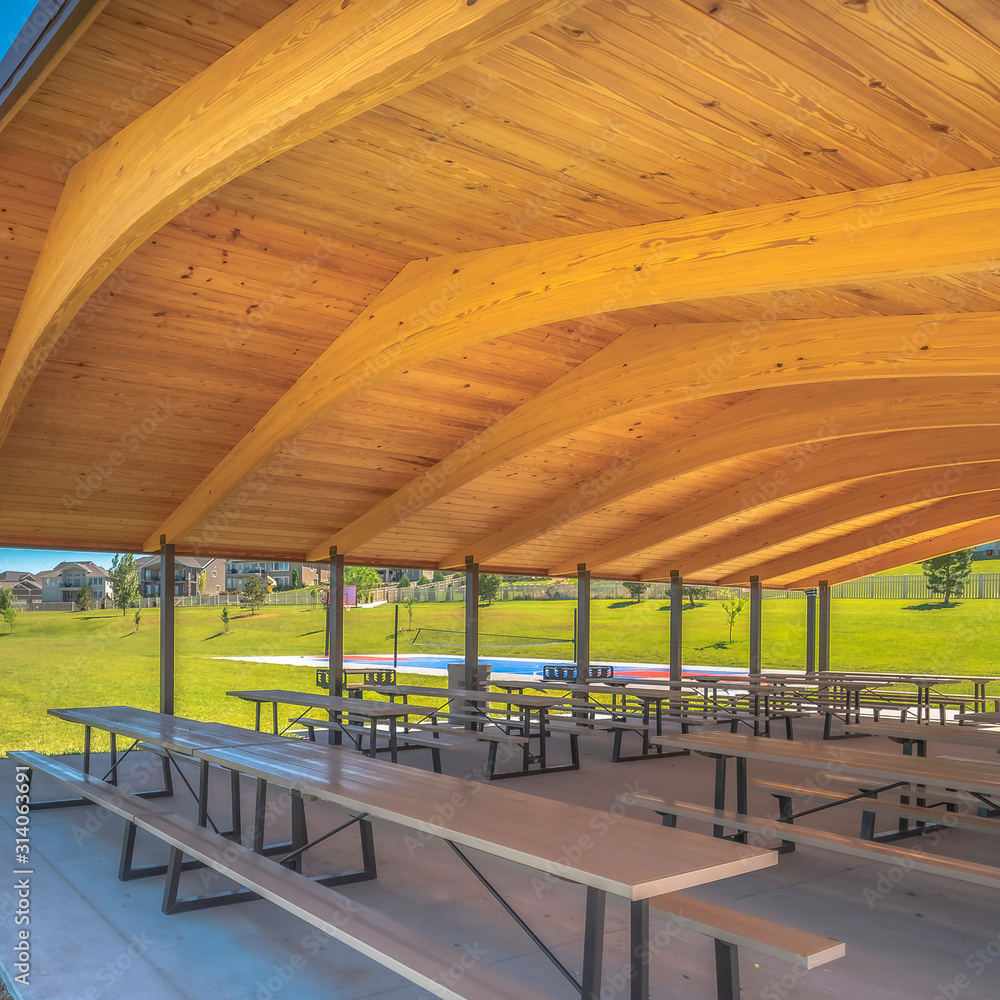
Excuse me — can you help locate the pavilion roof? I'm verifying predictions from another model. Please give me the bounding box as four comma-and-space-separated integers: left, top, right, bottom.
1, 0, 999, 587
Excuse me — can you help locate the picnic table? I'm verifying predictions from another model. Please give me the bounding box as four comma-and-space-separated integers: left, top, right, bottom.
45, 704, 777, 1000
364, 684, 582, 776
652, 730, 1000, 825
227, 688, 413, 760
195, 735, 778, 999
844, 720, 1000, 757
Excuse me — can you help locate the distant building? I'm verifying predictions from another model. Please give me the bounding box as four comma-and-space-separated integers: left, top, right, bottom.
972, 541, 1000, 558
0, 571, 42, 605
135, 555, 226, 598
225, 561, 328, 591
374, 567, 431, 584
40, 561, 113, 604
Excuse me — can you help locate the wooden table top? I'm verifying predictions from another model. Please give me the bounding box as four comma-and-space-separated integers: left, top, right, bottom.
844, 721, 1000, 750
653, 731, 1000, 796
227, 690, 413, 718
196, 738, 776, 900
48, 706, 293, 751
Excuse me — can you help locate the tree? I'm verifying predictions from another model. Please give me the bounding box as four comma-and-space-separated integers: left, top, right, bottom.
405, 595, 415, 631
240, 575, 268, 615
398, 575, 411, 588
133, 609, 142, 632
309, 585, 319, 610
432, 569, 446, 582
0, 587, 13, 615
921, 549, 974, 606
623, 582, 648, 602
76, 583, 94, 612
109, 554, 140, 616
2, 606, 15, 635
480, 573, 502, 606
198, 570, 206, 595
346, 565, 380, 604
684, 585, 710, 608
292, 568, 299, 589
221, 605, 230, 633
721, 595, 747, 643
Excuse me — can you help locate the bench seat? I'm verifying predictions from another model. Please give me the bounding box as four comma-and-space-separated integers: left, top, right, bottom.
748, 778, 1000, 837
619, 793, 1000, 890
146, 811, 560, 1000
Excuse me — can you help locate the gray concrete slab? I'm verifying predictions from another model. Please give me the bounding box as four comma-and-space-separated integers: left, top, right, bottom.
1, 718, 998, 999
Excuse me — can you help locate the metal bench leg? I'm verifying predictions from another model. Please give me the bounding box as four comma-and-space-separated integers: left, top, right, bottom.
290, 791, 308, 873
431, 746, 442, 773
611, 728, 624, 763
359, 819, 378, 880
230, 769, 242, 840
714, 940, 740, 1000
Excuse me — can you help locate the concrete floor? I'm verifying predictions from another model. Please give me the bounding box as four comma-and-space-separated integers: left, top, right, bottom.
1, 718, 999, 1000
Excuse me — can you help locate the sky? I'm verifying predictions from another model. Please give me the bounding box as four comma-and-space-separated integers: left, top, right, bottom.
2, 1, 40, 58
0, 549, 133, 574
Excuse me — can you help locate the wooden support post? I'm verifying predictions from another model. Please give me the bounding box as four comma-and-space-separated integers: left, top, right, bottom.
576, 564, 590, 676
818, 580, 831, 673
670, 571, 683, 684
464, 557, 479, 691
159, 536, 174, 716
805, 588, 817, 677
328, 548, 344, 746
749, 576, 762, 675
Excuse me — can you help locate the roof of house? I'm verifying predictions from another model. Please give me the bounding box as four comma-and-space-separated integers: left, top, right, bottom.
1, 1, 999, 588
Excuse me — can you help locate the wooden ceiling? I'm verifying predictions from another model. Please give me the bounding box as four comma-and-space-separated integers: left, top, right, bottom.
1, 0, 1000, 587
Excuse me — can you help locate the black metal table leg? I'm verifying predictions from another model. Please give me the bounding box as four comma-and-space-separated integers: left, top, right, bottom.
713, 755, 729, 838
83, 726, 91, 774
582, 887, 606, 1000
253, 778, 267, 854
197, 760, 210, 828
629, 899, 649, 1000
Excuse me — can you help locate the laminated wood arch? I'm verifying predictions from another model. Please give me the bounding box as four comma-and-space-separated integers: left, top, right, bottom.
308, 315, 1000, 560
782, 517, 1000, 590
726, 491, 1000, 587
682, 463, 1000, 580
452, 382, 1000, 569
0, 0, 586, 446
561, 427, 1000, 578
147, 168, 1000, 553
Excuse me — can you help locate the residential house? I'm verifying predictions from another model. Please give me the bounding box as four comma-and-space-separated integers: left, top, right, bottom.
135, 555, 226, 598
0, 571, 42, 606
225, 561, 328, 591
40, 562, 113, 605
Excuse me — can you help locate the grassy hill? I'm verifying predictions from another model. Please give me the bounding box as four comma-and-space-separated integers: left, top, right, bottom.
2, 596, 998, 755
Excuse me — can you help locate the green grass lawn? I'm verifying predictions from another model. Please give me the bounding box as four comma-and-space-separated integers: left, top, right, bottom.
2, 596, 998, 756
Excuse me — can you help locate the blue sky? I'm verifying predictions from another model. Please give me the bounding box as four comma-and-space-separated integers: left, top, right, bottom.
0, 549, 135, 574
2, 1, 40, 57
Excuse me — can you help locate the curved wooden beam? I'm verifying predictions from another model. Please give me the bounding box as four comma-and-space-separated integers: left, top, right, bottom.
568, 426, 1000, 579
310, 314, 1000, 561
781, 518, 1000, 589
0, 0, 586, 447
451, 378, 1000, 570
683, 463, 1000, 579
732, 491, 1000, 587
147, 166, 1000, 551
